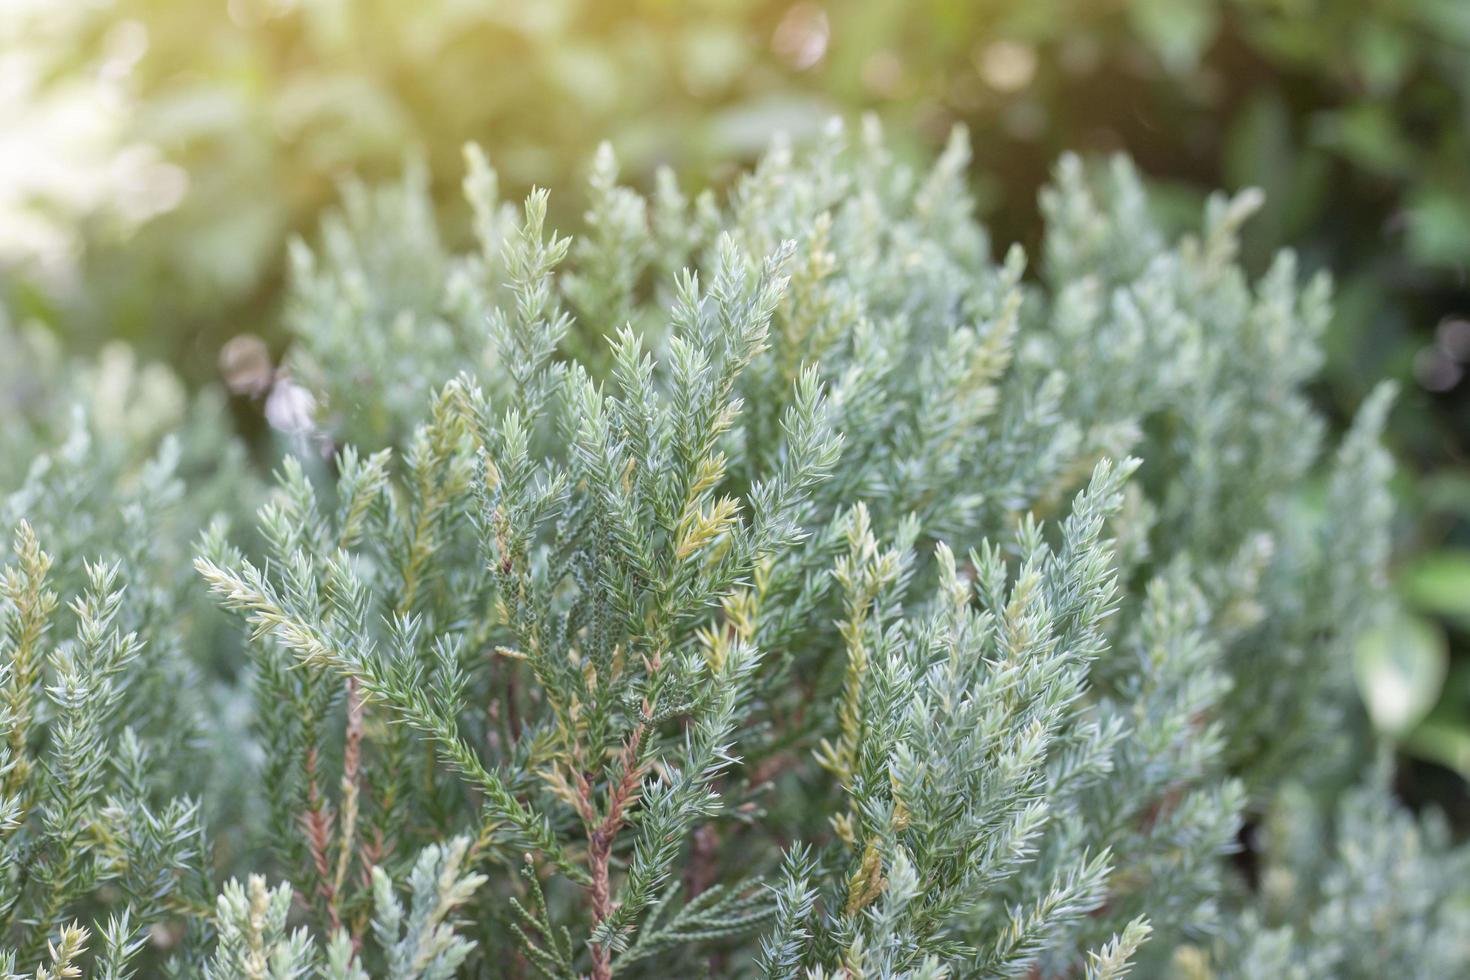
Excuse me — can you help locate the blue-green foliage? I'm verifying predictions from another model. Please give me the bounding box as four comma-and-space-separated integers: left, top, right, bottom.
0, 124, 1455, 977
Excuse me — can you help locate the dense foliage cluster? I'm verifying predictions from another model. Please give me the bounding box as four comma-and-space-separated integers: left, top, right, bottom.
2, 125, 1464, 976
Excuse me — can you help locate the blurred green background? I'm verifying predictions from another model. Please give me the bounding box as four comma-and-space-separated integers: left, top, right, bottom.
2, 0, 1468, 809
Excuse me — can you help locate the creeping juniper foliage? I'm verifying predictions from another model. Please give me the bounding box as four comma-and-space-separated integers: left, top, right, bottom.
2, 121, 1463, 977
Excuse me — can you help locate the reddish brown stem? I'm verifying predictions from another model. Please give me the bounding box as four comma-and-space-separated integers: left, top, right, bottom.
300, 747, 342, 932
585, 721, 647, 980
589, 826, 614, 980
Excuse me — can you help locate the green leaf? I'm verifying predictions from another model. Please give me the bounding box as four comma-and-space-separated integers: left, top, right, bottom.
1404, 184, 1470, 269
1312, 104, 1415, 179
1354, 610, 1449, 736
1401, 550, 1470, 627
1402, 719, 1470, 780
1127, 0, 1220, 73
